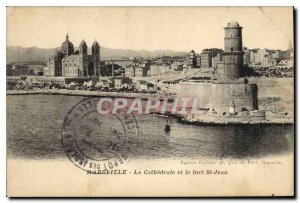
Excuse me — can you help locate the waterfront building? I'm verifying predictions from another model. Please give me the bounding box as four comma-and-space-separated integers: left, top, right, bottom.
125, 65, 136, 77
243, 47, 251, 65
104, 59, 134, 69
243, 46, 294, 69
149, 64, 171, 76
125, 63, 150, 77
113, 77, 133, 89
200, 48, 223, 68
24, 76, 96, 86
97, 79, 113, 89
170, 61, 184, 70
188, 50, 198, 68
212, 53, 223, 68
135, 65, 149, 77
7, 64, 30, 76
135, 80, 149, 91
196, 56, 201, 68
249, 49, 258, 64
200, 50, 212, 68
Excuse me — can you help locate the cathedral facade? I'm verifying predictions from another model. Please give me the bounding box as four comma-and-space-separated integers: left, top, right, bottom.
44, 34, 100, 77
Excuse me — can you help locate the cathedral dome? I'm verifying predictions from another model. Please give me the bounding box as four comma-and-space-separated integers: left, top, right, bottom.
227, 21, 240, 28
60, 34, 74, 56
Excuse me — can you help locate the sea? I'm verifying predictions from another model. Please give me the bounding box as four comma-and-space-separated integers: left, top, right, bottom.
7, 95, 294, 160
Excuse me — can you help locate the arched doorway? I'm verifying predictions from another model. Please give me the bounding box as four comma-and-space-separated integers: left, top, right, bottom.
88, 62, 94, 76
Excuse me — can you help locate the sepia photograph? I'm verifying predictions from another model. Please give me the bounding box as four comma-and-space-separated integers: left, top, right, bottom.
5, 6, 294, 197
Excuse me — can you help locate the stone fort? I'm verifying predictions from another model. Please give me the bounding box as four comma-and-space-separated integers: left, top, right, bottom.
178, 21, 259, 115
44, 34, 101, 77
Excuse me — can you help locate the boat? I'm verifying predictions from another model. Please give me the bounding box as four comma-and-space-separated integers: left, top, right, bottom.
165, 119, 171, 133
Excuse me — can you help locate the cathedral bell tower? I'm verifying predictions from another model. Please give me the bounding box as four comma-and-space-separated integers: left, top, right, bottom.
92, 40, 100, 56
91, 40, 101, 76
79, 39, 87, 55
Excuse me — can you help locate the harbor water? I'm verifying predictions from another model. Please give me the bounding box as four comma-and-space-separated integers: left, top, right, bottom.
7, 95, 294, 160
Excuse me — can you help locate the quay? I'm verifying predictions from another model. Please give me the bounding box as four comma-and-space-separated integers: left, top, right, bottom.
6, 89, 174, 101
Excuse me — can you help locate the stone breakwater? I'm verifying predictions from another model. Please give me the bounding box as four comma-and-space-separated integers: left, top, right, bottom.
152, 111, 294, 125
6, 89, 172, 100
178, 113, 294, 125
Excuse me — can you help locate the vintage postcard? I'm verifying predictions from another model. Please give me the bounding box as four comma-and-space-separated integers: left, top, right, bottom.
6, 7, 294, 197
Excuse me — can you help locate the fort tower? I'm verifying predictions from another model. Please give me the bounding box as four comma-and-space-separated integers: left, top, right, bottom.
210, 21, 258, 113
217, 21, 244, 79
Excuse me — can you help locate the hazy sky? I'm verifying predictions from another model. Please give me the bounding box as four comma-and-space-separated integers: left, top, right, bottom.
7, 7, 293, 52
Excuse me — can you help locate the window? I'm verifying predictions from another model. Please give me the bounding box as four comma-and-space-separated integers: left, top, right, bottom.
231, 47, 233, 52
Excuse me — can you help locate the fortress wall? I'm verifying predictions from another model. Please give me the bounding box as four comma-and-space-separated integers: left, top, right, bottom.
176, 83, 212, 108
209, 83, 258, 113
175, 82, 258, 112
248, 78, 294, 100
173, 78, 293, 113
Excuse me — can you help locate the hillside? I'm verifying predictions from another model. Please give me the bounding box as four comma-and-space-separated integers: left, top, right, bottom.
6, 46, 187, 63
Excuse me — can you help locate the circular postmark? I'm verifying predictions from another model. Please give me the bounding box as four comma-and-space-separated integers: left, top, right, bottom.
62, 97, 139, 172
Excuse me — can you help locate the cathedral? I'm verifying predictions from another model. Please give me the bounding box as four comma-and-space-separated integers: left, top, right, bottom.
44, 34, 101, 77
